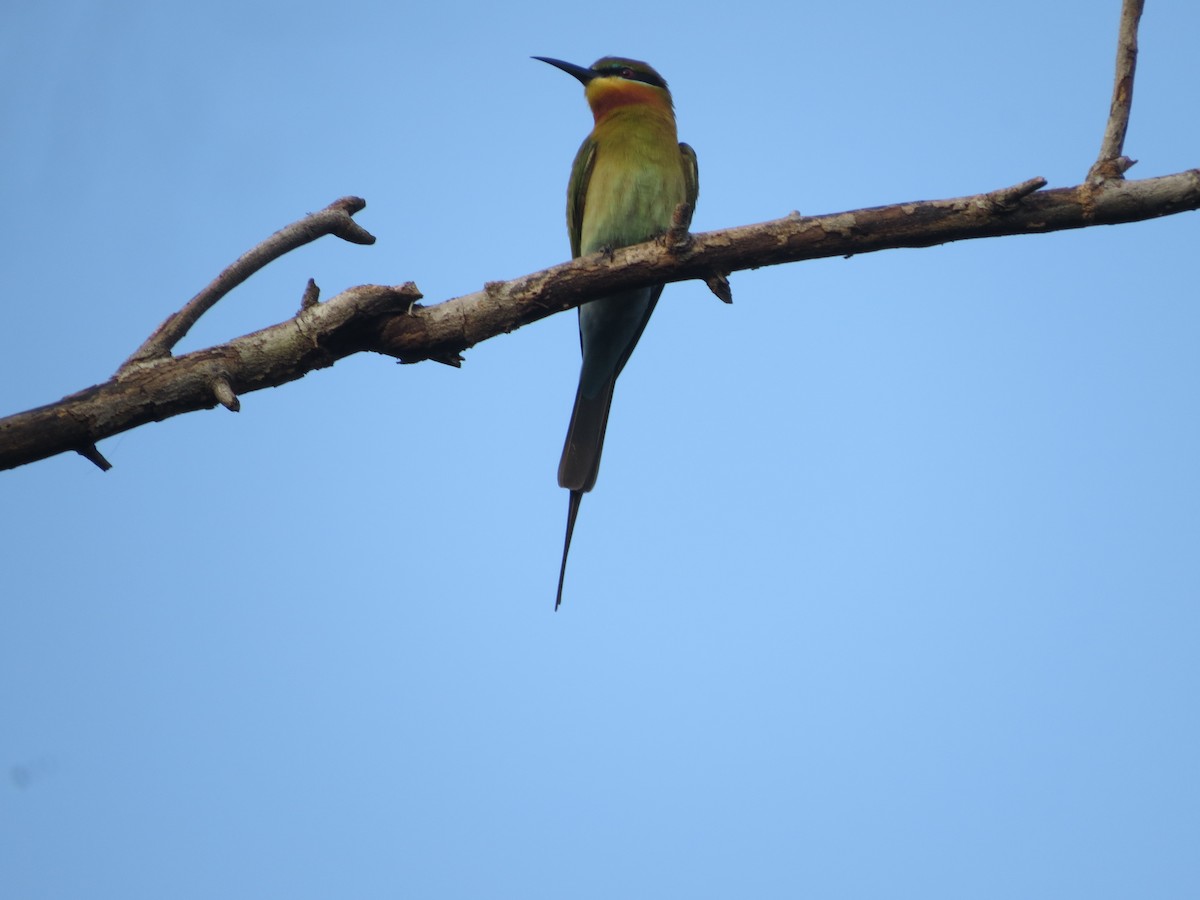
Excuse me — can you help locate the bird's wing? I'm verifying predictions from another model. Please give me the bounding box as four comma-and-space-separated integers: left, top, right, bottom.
567, 136, 598, 260
680, 142, 699, 225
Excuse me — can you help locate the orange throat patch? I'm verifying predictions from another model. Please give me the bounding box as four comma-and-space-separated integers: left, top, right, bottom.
585, 78, 673, 123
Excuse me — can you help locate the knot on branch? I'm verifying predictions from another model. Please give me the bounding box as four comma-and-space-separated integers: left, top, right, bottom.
212, 377, 240, 412
1087, 156, 1137, 185
76, 444, 112, 472
981, 177, 1048, 214
300, 278, 321, 311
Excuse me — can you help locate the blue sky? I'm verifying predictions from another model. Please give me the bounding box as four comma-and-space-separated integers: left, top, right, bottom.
3, 1, 1198, 897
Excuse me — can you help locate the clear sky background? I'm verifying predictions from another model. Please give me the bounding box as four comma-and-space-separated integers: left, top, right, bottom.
3, 1, 1198, 897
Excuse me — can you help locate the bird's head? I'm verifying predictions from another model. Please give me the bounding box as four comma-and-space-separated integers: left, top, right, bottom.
534, 56, 674, 122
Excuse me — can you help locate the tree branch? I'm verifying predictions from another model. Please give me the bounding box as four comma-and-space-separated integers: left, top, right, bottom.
121, 197, 375, 369
367, 170, 1199, 365
1088, 0, 1145, 184
1, 282, 420, 472
2, 170, 1198, 472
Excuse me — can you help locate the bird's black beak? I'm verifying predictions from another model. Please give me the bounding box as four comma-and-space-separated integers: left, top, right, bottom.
532, 56, 596, 85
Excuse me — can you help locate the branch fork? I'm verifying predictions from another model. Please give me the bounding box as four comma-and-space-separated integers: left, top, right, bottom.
120, 197, 376, 370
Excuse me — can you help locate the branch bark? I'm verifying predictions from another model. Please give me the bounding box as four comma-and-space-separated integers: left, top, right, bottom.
0, 282, 421, 472
2, 169, 1198, 472
1088, 0, 1145, 183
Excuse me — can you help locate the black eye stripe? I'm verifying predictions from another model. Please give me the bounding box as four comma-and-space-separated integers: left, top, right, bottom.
596, 65, 666, 89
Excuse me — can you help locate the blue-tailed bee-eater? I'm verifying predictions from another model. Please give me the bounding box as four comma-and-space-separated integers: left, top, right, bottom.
534, 56, 698, 609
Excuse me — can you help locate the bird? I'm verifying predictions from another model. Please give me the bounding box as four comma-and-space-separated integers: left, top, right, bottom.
533, 56, 699, 609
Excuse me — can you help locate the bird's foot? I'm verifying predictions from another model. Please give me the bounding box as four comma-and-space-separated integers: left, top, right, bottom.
664, 203, 694, 252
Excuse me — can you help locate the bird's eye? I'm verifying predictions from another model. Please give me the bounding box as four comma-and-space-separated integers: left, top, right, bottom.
620, 67, 635, 78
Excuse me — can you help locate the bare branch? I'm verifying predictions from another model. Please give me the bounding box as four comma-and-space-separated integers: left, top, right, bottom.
1089, 0, 1145, 184
120, 197, 375, 369
3, 170, 1198, 472
1, 283, 420, 471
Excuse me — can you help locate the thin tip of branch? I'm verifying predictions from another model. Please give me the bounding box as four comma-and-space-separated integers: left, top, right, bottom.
331, 196, 367, 215
326, 197, 376, 245
705, 273, 733, 304
984, 177, 1048, 213
300, 278, 320, 310
212, 377, 241, 412
76, 444, 112, 472
331, 220, 376, 246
